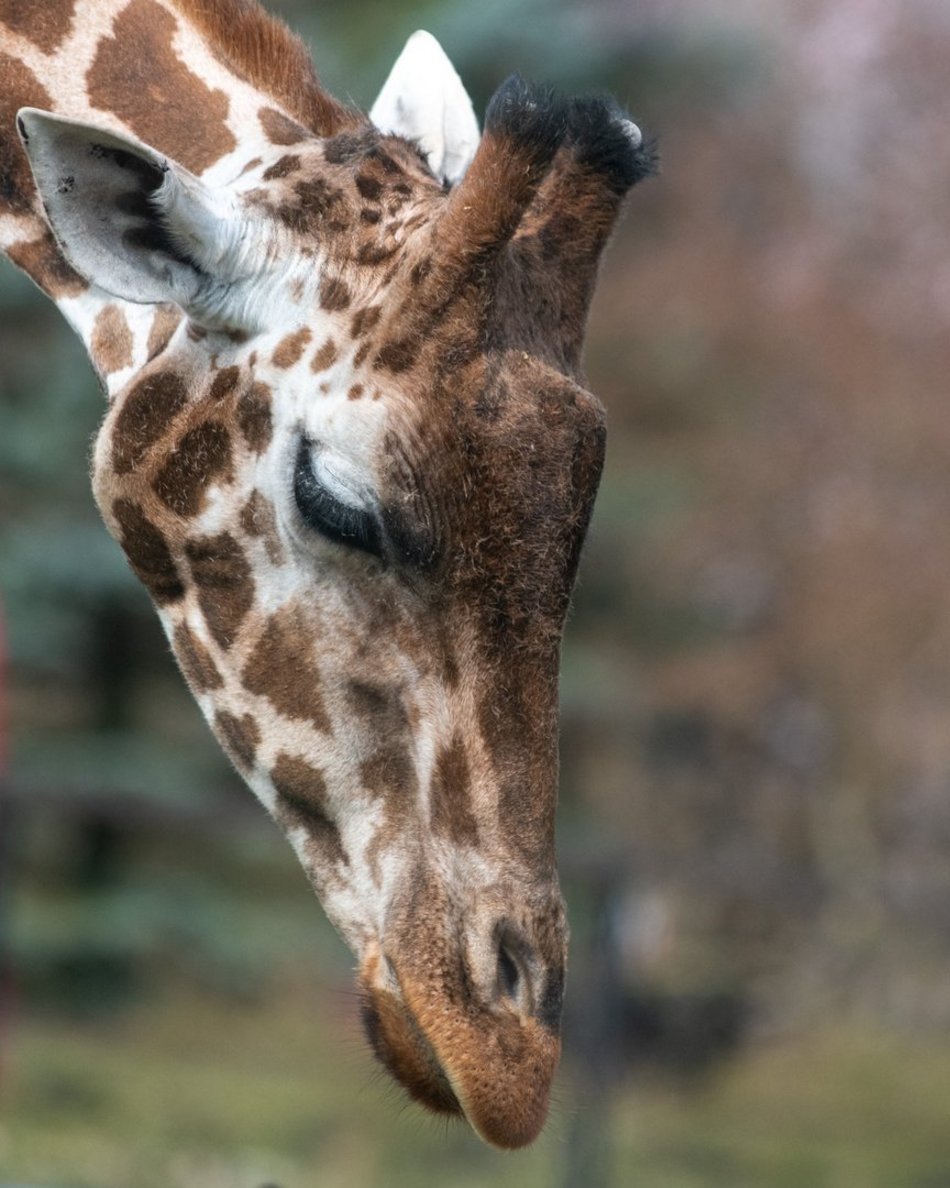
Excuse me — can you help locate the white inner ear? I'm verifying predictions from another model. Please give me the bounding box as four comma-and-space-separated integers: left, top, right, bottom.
18, 108, 255, 327
370, 30, 480, 187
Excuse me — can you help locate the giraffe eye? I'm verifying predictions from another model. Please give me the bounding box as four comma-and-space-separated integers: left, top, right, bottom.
293, 438, 383, 558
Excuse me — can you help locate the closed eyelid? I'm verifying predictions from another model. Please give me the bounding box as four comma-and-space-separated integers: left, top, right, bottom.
294, 436, 440, 571
294, 438, 383, 557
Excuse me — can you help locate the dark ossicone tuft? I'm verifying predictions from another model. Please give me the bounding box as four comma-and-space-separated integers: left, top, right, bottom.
484, 74, 570, 161
567, 95, 658, 194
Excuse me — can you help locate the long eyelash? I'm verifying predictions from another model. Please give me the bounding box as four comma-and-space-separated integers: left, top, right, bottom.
293, 440, 383, 558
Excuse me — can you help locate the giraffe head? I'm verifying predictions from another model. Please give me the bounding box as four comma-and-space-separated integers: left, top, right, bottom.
15, 29, 654, 1148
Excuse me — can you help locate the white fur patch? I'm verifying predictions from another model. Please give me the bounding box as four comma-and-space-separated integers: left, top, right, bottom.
621, 118, 644, 149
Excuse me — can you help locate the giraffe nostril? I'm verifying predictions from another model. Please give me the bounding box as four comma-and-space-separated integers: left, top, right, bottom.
497, 943, 520, 1000
493, 930, 536, 1015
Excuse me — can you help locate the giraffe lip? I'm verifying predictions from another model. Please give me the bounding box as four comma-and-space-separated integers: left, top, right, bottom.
390, 1000, 463, 1116
359, 965, 462, 1117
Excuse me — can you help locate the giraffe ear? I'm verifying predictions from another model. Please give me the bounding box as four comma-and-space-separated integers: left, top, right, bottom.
370, 31, 479, 187
17, 108, 250, 325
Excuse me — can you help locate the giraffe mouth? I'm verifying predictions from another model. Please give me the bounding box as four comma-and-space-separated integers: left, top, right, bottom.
359, 963, 463, 1117
358, 950, 560, 1148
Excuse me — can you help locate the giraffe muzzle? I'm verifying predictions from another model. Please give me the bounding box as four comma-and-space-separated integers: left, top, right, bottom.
359, 948, 560, 1148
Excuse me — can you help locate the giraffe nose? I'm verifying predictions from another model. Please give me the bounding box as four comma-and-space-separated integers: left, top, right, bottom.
490, 923, 564, 1032
359, 943, 561, 1147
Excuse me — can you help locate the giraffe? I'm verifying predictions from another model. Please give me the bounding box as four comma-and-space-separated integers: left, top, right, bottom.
0, 0, 655, 1148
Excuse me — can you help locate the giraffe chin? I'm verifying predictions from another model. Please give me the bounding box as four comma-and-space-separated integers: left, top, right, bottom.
358, 953, 560, 1149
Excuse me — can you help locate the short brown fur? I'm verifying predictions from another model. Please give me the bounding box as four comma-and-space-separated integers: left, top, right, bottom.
170, 0, 362, 136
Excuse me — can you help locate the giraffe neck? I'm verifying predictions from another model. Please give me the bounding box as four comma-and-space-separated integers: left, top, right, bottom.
0, 0, 335, 387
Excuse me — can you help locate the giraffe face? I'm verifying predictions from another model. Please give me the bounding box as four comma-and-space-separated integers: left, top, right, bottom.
15, 37, 652, 1147
81, 208, 602, 1142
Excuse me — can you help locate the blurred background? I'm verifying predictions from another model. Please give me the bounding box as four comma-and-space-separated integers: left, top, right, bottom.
3, 0, 950, 1184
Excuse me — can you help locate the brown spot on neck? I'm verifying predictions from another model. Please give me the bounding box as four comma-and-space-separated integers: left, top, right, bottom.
146, 306, 183, 361
91, 305, 134, 376
7, 229, 87, 299
271, 752, 348, 869
172, 622, 224, 692
262, 153, 302, 180
351, 306, 382, 338
0, 54, 51, 217
355, 173, 383, 201
311, 338, 338, 372
375, 338, 418, 374
209, 365, 240, 401
87, 0, 237, 174
169, 0, 361, 137
271, 326, 312, 368
357, 241, 399, 267
319, 275, 352, 312
410, 257, 433, 286
272, 176, 343, 231
259, 106, 308, 145
2, 0, 75, 52
214, 709, 261, 771
323, 130, 374, 165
